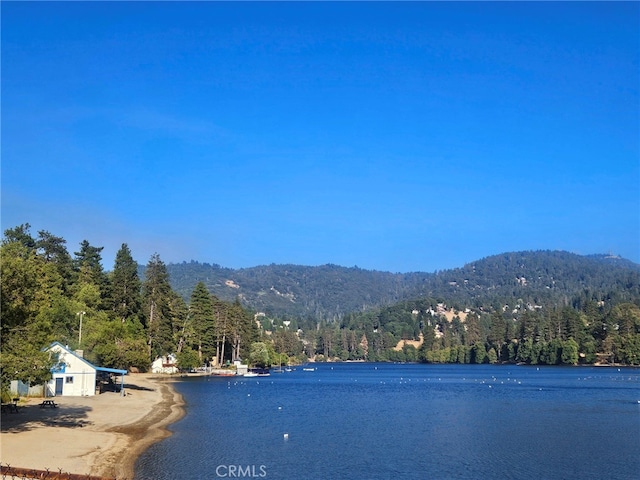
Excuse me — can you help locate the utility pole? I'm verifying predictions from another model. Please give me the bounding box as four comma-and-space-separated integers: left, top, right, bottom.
77, 311, 86, 346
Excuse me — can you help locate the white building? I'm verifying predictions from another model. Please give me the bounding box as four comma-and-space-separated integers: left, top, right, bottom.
151, 354, 179, 374
44, 342, 127, 397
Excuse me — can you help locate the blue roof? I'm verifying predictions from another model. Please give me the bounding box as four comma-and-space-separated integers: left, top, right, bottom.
95, 366, 129, 375
47, 342, 128, 375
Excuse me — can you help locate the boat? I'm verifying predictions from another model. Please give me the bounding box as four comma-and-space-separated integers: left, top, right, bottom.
210, 369, 237, 377
245, 367, 270, 377
303, 367, 316, 372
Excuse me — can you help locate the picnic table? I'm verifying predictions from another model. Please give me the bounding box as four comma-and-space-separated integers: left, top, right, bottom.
1, 398, 20, 413
39, 400, 58, 408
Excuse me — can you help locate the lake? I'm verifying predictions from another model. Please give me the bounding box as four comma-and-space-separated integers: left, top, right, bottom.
135, 363, 640, 480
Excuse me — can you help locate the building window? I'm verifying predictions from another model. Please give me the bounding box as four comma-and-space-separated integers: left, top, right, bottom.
65, 376, 74, 384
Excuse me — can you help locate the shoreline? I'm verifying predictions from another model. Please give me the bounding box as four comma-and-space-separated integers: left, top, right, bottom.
0, 374, 185, 480
94, 376, 186, 479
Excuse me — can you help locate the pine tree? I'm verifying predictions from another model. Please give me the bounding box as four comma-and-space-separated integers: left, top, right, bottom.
189, 282, 216, 363
170, 291, 189, 354
142, 253, 175, 359
73, 240, 110, 308
487, 311, 507, 361
2, 223, 36, 250
463, 312, 481, 346
36, 230, 74, 289
74, 240, 106, 283
212, 295, 230, 366
229, 298, 258, 362
110, 244, 142, 323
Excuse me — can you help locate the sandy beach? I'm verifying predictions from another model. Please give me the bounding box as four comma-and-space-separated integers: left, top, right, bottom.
1, 374, 184, 479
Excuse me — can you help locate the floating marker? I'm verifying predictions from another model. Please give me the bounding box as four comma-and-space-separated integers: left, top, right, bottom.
283, 433, 289, 440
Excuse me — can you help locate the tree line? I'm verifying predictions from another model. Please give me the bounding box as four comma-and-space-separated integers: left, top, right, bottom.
312, 295, 640, 365
0, 224, 259, 396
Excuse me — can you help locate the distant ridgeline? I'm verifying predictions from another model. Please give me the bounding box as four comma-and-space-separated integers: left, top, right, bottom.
137, 250, 640, 365
146, 251, 640, 322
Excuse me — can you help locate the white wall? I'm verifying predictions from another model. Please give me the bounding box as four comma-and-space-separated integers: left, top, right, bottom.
49, 371, 96, 396
47, 344, 97, 396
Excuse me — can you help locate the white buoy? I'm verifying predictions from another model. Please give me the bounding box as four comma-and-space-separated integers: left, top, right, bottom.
283, 433, 289, 440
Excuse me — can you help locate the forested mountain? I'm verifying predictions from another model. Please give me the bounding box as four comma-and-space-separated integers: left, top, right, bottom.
157, 251, 640, 321
149, 251, 639, 367
421, 251, 640, 309
158, 262, 431, 321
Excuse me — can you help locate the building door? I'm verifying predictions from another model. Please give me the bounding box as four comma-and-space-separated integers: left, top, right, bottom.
55, 378, 63, 396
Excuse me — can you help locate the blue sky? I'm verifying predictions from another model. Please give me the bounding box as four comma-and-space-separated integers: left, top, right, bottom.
2, 2, 639, 273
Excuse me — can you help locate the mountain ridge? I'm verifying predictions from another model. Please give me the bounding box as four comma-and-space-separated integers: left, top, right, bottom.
143, 250, 639, 320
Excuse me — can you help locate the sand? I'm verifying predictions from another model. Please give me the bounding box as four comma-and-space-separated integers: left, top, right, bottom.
0, 374, 185, 479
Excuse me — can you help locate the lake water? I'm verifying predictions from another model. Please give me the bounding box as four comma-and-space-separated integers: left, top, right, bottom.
135, 363, 640, 480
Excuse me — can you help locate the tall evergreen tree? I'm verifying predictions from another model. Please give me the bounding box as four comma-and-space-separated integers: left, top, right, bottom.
487, 311, 507, 362
169, 291, 189, 354
212, 295, 230, 366
2, 223, 36, 250
36, 230, 75, 293
74, 240, 105, 280
110, 243, 142, 323
73, 240, 110, 308
142, 253, 175, 358
463, 312, 481, 346
229, 297, 258, 361
189, 282, 216, 363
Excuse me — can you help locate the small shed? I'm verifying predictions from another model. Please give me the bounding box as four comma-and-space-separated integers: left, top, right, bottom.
45, 342, 127, 397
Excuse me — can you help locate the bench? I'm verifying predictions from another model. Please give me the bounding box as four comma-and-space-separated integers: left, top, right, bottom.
39, 400, 58, 408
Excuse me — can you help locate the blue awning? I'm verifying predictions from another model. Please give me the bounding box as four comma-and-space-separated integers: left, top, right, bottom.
95, 366, 128, 375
